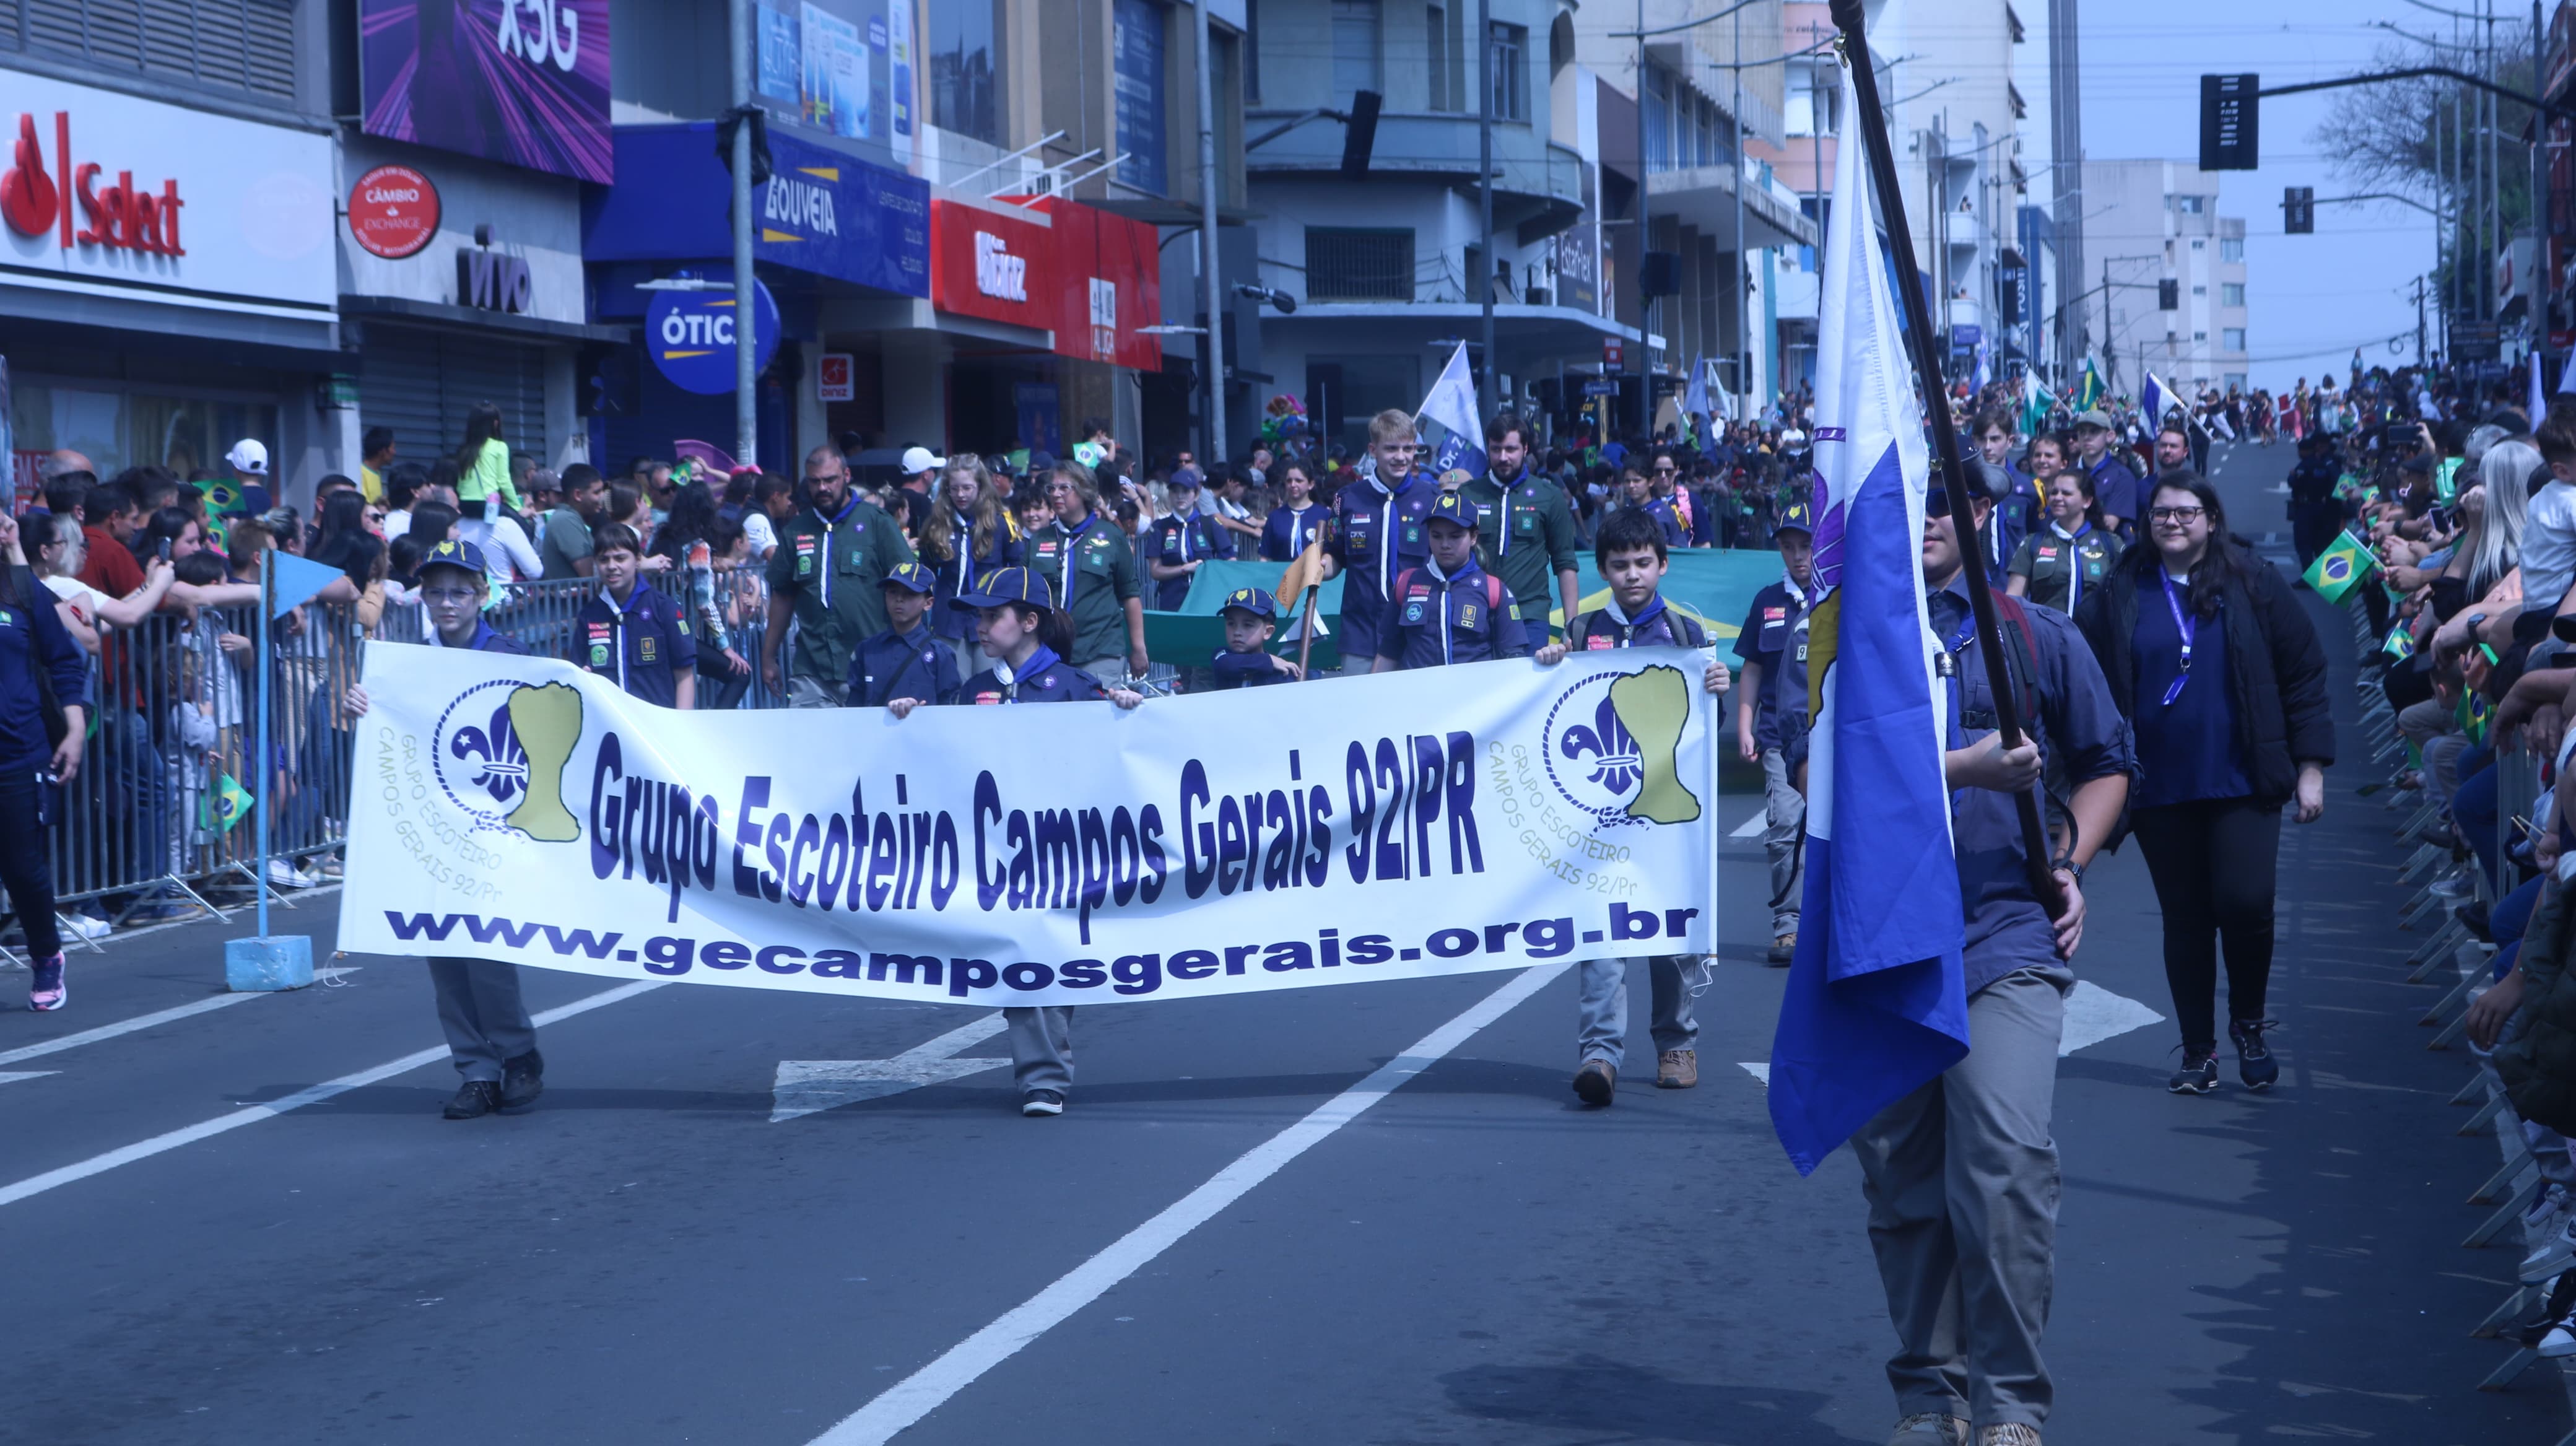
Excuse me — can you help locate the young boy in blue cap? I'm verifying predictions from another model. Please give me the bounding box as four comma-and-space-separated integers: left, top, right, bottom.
570, 523, 697, 708
1209, 586, 1300, 687
1372, 490, 1534, 670
848, 560, 960, 708
887, 565, 1142, 1117
1534, 507, 1732, 1104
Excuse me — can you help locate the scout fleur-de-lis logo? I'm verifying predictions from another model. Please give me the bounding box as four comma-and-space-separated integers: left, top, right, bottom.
450, 700, 530, 804
1560, 694, 1643, 796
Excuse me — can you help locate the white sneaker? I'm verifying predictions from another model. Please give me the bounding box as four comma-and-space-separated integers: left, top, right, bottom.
2522, 1216, 2576, 1284
57, 912, 111, 941
2543, 1321, 2576, 1359
265, 860, 316, 890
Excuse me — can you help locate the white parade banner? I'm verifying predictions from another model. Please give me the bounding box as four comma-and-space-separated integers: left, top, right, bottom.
337, 643, 1718, 1007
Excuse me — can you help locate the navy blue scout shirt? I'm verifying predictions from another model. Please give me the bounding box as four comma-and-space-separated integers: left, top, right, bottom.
2087, 453, 2142, 531
1381, 558, 1532, 669
962, 646, 1112, 705
1327, 470, 1438, 663
1260, 503, 1327, 562
1569, 595, 1705, 650
848, 622, 962, 708
1642, 497, 1689, 549
0, 569, 92, 771
1928, 575, 2134, 997
1210, 649, 1295, 687
572, 581, 695, 707
2129, 574, 2250, 809
442, 617, 531, 656
1149, 510, 1223, 609
1733, 581, 1810, 751
928, 516, 1023, 643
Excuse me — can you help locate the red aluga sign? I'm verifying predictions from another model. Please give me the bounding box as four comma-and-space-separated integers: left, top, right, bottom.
348, 164, 441, 260
1021, 196, 1163, 371
0, 111, 185, 255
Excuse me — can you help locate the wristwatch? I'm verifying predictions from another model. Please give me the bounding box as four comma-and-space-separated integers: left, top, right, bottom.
2050, 854, 2085, 884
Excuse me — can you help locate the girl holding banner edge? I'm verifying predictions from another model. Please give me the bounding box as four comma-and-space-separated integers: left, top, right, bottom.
884, 565, 1142, 1118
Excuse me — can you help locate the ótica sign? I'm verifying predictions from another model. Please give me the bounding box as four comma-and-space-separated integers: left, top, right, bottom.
645, 276, 781, 396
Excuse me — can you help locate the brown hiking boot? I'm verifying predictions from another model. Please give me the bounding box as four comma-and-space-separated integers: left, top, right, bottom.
1769, 931, 1798, 965
1572, 1058, 1616, 1106
1887, 1414, 1969, 1446
1656, 1049, 1699, 1088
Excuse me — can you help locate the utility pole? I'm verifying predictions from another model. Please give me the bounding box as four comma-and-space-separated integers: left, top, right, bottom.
1195, 0, 1226, 464
1479, 0, 1497, 414
1731, 0, 1747, 417
727, 0, 757, 468
1634, 0, 1651, 439
2535, 0, 2551, 389
2417, 273, 2429, 365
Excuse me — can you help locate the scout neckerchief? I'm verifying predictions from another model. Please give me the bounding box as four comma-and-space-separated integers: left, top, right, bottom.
995, 643, 1062, 702
810, 494, 858, 607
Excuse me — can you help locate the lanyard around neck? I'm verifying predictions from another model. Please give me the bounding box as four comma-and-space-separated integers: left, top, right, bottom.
2158, 570, 2197, 706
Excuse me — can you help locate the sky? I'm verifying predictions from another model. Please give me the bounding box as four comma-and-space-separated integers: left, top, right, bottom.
2022, 1, 2479, 393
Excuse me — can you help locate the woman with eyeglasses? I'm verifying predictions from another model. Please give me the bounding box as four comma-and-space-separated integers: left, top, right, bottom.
2074, 473, 2334, 1097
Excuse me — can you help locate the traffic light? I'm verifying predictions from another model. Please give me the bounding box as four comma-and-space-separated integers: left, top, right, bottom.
2159, 279, 2180, 310
2199, 74, 2260, 170
2284, 186, 2315, 233
1340, 90, 1382, 179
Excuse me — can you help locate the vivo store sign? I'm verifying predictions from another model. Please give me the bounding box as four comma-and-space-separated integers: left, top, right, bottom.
0, 76, 334, 313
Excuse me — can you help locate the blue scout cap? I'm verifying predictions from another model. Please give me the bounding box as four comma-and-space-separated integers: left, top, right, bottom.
1220, 586, 1276, 619
957, 566, 1055, 610
882, 561, 935, 593
1425, 490, 1479, 529
419, 539, 490, 579
1776, 500, 1814, 535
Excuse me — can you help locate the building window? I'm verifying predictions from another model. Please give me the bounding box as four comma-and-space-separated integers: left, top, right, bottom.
2225, 372, 2247, 390
2221, 282, 2244, 307
25, 0, 298, 100
2194, 331, 2208, 341
1333, 0, 1383, 97
2191, 285, 2206, 296
1427, 5, 1448, 111
1489, 22, 1526, 120
930, 1, 1003, 145
2177, 194, 2207, 214
2190, 238, 2204, 250
2220, 237, 2244, 261
1306, 227, 1414, 300
2222, 328, 2246, 351
1113, 0, 1168, 195
1645, 67, 1671, 171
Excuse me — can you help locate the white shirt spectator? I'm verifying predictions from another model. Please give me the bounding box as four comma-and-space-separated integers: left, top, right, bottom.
742, 508, 778, 562
458, 512, 542, 588
2523, 478, 2576, 620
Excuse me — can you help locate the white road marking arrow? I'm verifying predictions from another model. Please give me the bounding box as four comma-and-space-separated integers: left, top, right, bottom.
772, 1013, 1011, 1123
1738, 983, 2165, 1089
0, 1071, 58, 1087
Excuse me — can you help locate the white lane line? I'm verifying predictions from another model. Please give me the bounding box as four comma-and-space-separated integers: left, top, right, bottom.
0, 967, 360, 1069
1739, 1063, 1770, 1086
1730, 811, 1767, 838
773, 1013, 1011, 1123
1736, 983, 2164, 1091
0, 1071, 59, 1086
0, 980, 665, 1210
807, 961, 1574, 1446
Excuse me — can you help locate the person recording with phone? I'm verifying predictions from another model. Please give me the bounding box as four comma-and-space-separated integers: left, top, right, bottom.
0, 508, 93, 1012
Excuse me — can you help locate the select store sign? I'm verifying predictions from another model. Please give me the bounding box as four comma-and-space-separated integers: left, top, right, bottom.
928, 198, 1161, 368
0, 76, 334, 312
929, 199, 1050, 333
347, 165, 440, 260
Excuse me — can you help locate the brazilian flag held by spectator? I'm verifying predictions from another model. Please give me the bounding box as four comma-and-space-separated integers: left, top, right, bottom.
201, 773, 254, 834
2383, 622, 2416, 661
2302, 533, 2375, 604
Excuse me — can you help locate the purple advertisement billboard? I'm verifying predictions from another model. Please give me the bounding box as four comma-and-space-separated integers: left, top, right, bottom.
360, 0, 614, 185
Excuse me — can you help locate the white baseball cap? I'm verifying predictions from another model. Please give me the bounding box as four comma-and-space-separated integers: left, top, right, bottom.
900, 445, 946, 476
225, 438, 269, 476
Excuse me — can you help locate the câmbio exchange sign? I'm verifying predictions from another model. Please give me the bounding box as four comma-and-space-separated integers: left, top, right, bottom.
0, 112, 184, 255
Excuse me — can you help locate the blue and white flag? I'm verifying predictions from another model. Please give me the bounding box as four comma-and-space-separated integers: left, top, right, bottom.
1416, 341, 1487, 477
1970, 337, 1991, 393
1684, 356, 1712, 423
2141, 372, 2177, 432
1768, 65, 1970, 1177
2534, 350, 2549, 419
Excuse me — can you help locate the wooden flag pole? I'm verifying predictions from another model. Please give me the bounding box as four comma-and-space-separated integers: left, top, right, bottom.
1827, 0, 2064, 913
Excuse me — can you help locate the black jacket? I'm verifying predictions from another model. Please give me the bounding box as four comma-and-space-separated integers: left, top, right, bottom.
2073, 547, 2334, 804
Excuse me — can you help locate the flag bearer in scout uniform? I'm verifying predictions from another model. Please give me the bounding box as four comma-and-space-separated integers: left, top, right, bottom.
762, 443, 916, 707
1732, 501, 1821, 964
889, 567, 1143, 1117
2005, 471, 2123, 615
569, 523, 696, 708
1534, 507, 1732, 1105
1147, 471, 1225, 611
1458, 409, 1582, 643
848, 562, 961, 709
1035, 461, 1148, 684
1208, 586, 1300, 688
340, 540, 545, 1120
1320, 409, 1442, 673
1372, 491, 1536, 670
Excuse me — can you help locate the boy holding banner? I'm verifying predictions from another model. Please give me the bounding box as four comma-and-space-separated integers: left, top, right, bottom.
341, 541, 546, 1121
887, 567, 1143, 1117
1208, 587, 1300, 688
1371, 492, 1535, 671
847, 562, 962, 709
1534, 507, 1732, 1104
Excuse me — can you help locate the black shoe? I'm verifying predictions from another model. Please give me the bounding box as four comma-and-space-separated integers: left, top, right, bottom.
443, 1080, 502, 1119
2168, 1049, 2220, 1095
1021, 1089, 1066, 1117
499, 1050, 545, 1112
1572, 1058, 1617, 1107
2229, 1019, 2279, 1091
2461, 901, 2494, 943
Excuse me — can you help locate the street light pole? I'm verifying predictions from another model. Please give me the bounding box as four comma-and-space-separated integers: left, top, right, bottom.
1196, 0, 1227, 464
728, 0, 757, 468
1479, 0, 1496, 416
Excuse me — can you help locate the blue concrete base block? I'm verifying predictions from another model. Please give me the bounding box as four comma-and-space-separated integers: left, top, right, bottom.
225, 935, 315, 992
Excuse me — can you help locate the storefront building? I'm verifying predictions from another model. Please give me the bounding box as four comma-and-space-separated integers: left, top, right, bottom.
0, 72, 338, 503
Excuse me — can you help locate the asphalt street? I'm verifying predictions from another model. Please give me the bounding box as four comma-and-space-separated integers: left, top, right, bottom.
5, 440, 2567, 1445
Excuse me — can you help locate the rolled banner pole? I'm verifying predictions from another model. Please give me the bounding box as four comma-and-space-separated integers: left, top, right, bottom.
1826, 0, 2065, 914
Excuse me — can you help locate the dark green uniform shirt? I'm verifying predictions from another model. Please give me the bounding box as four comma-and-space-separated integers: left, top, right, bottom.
1457, 468, 1580, 639
765, 495, 916, 686
1030, 512, 1140, 667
